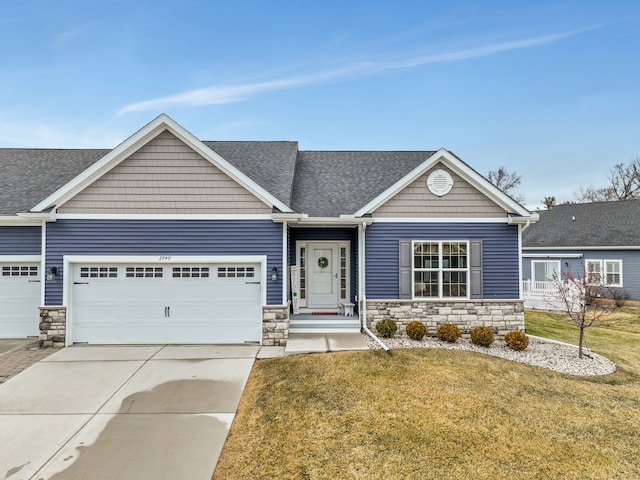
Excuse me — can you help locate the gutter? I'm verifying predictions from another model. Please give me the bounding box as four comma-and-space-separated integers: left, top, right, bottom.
358, 221, 390, 353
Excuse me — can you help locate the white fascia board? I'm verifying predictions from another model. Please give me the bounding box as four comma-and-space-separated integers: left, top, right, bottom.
31, 114, 292, 213
372, 217, 511, 223
0, 255, 42, 262
295, 216, 374, 226
523, 253, 584, 258
354, 149, 533, 218
0, 216, 43, 226
56, 213, 273, 221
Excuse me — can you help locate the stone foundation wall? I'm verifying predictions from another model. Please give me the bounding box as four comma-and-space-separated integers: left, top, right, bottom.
366, 300, 524, 337
262, 303, 290, 346
39, 306, 67, 348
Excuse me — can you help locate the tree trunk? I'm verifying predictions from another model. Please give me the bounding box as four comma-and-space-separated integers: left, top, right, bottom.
578, 325, 585, 358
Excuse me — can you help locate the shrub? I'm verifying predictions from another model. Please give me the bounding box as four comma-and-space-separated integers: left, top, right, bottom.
470, 326, 494, 347
436, 323, 461, 343
611, 288, 629, 307
376, 318, 398, 338
406, 321, 427, 340
504, 330, 529, 351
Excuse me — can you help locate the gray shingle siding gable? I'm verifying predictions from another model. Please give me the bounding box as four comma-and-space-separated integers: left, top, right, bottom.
44, 219, 283, 305
366, 223, 520, 299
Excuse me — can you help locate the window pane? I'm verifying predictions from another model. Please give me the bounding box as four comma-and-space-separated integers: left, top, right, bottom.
414, 271, 438, 297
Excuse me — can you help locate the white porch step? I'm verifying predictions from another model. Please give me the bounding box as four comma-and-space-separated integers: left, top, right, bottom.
289, 317, 360, 334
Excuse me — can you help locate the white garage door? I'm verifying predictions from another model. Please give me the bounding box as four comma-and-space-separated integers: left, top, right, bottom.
71, 262, 262, 344
0, 263, 40, 338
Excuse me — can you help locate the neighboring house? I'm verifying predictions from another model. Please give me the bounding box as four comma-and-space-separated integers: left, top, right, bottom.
0, 114, 536, 347
522, 200, 640, 308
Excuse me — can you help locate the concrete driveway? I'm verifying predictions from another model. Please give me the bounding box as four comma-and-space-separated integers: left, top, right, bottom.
0, 344, 259, 479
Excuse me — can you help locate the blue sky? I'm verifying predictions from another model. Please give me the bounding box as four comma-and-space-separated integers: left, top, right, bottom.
1, 1, 639, 207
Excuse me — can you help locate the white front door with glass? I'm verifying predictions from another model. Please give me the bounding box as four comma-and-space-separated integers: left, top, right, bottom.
296, 241, 349, 311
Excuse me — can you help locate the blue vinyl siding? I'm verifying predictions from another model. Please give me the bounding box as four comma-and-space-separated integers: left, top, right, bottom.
0, 226, 41, 255
45, 219, 282, 305
289, 227, 358, 304
523, 249, 640, 301
366, 223, 520, 299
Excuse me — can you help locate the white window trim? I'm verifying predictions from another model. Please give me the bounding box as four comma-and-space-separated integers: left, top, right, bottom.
604, 259, 623, 288
531, 260, 561, 282
412, 240, 470, 300
585, 259, 603, 285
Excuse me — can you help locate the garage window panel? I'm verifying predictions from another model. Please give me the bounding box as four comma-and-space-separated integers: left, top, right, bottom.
2, 265, 38, 277
172, 266, 210, 278
126, 266, 163, 278
80, 266, 118, 278
217, 266, 255, 278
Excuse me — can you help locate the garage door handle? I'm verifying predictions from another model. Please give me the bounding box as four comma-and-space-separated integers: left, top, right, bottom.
245, 281, 260, 285
164, 306, 171, 317
74, 282, 90, 285
28, 280, 41, 283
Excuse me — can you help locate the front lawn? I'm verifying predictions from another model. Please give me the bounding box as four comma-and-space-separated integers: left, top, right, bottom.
214, 311, 640, 479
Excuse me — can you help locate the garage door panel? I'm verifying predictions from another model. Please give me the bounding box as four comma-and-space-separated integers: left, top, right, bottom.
71, 262, 262, 344
0, 263, 40, 338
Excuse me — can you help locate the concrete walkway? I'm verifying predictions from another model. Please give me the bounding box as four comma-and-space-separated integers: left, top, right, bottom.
284, 332, 369, 355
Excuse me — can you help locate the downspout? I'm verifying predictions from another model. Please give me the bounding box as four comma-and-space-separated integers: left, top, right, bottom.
359, 221, 390, 353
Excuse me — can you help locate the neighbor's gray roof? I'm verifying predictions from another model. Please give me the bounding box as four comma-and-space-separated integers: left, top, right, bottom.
0, 149, 109, 216
291, 151, 435, 216
523, 200, 640, 248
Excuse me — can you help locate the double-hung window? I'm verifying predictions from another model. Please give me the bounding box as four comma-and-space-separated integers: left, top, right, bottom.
413, 241, 468, 298
605, 260, 622, 287
585, 259, 623, 287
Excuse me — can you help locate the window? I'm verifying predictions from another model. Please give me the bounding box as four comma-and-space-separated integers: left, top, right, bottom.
217, 266, 255, 278
605, 260, 622, 287
80, 266, 118, 278
2, 265, 38, 277
585, 259, 623, 287
299, 247, 306, 300
126, 267, 163, 278
413, 241, 468, 298
532, 260, 560, 282
585, 260, 602, 285
172, 267, 210, 278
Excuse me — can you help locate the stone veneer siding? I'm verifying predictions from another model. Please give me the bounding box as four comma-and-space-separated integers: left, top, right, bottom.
262, 304, 290, 346
39, 306, 67, 348
38, 305, 290, 348
366, 300, 525, 337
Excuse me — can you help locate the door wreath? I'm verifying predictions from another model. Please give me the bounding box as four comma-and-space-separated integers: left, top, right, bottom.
318, 256, 329, 269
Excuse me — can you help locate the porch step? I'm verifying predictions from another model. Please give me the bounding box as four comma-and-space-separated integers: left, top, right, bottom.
289, 317, 360, 334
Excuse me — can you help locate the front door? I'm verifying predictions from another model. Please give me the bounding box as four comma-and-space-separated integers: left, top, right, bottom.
308, 243, 339, 309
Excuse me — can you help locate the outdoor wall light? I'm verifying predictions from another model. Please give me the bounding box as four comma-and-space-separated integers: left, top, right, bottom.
46, 266, 58, 281
271, 266, 278, 281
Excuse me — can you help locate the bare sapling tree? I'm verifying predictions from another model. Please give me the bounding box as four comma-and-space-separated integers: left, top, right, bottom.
487, 166, 525, 203
550, 270, 617, 358
574, 156, 640, 203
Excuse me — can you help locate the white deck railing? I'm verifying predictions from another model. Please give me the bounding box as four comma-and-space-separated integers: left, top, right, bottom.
521, 280, 556, 297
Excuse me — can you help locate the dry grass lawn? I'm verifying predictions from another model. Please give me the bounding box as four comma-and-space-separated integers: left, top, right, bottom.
214, 311, 640, 479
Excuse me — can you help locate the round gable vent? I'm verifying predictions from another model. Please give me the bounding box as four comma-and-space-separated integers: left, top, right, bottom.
427, 169, 454, 196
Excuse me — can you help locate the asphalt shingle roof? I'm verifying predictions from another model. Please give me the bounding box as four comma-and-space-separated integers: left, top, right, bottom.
291, 151, 434, 216
0, 149, 109, 216
523, 200, 640, 248
0, 141, 437, 218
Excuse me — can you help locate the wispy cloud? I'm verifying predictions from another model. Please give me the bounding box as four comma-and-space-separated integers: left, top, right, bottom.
118, 29, 585, 116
